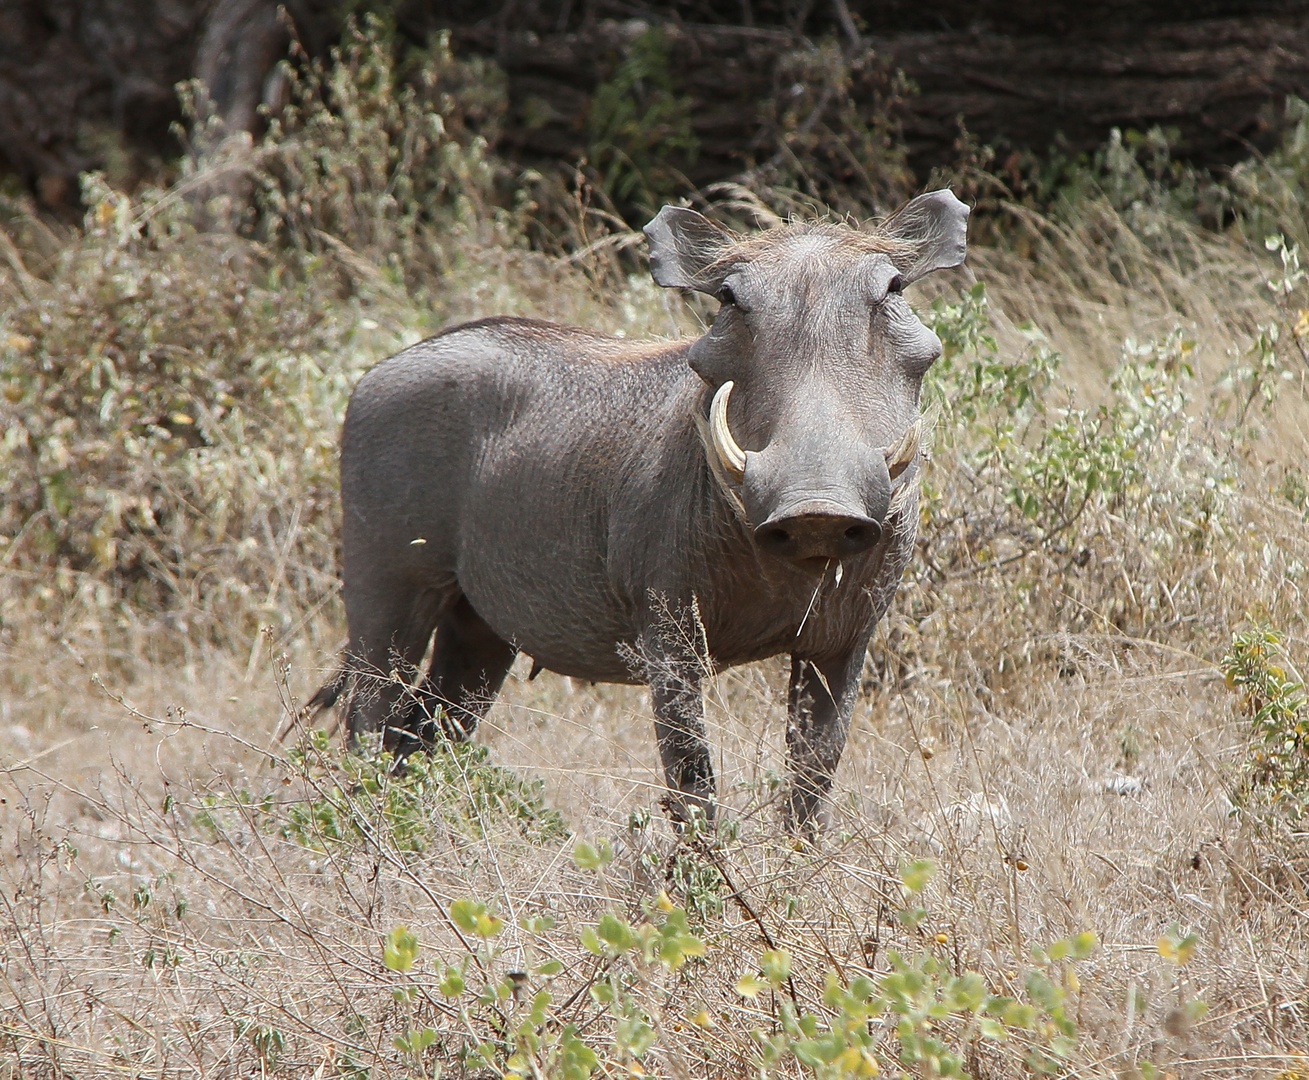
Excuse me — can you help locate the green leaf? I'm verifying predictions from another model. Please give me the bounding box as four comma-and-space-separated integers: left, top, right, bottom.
438, 965, 465, 997
760, 949, 791, 987
474, 912, 505, 938
897, 905, 928, 930
658, 928, 705, 970
1003, 1001, 1037, 1029
791, 1039, 831, 1068
448, 897, 504, 938
560, 1026, 598, 1080
382, 925, 418, 972
900, 858, 936, 896
1157, 923, 1199, 965
849, 975, 876, 1003
944, 972, 986, 1011
1025, 971, 1063, 1010
736, 974, 768, 999
572, 839, 613, 870
528, 993, 551, 1028
397, 1026, 437, 1055
596, 913, 635, 954
449, 898, 481, 934
1049, 1034, 1077, 1058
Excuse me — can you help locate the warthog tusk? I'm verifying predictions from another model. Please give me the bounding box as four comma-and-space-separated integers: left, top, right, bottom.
709, 380, 747, 483
884, 417, 921, 480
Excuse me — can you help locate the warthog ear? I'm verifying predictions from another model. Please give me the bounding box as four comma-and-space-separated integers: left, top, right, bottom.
879, 189, 970, 285
644, 206, 734, 293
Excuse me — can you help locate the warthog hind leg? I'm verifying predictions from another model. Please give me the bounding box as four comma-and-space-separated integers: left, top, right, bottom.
387, 594, 518, 757
342, 583, 456, 745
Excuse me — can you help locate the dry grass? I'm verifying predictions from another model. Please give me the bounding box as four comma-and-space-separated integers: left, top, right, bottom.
3, 595, 1307, 1078
4, 30, 1309, 1080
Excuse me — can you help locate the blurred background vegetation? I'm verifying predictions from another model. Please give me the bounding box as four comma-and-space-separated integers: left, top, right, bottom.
4, 1, 1309, 663
7, 0, 1309, 219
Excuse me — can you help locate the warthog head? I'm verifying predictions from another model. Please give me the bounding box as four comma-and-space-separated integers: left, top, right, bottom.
645, 191, 968, 570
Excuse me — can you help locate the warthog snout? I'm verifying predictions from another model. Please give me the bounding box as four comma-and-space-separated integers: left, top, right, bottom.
709, 380, 925, 570
754, 503, 882, 568
745, 448, 892, 566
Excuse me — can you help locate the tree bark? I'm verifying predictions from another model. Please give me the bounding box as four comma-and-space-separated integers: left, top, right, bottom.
883, 15, 1309, 172
451, 11, 1309, 188
0, 0, 204, 206
2, 0, 1308, 208
0, 0, 335, 209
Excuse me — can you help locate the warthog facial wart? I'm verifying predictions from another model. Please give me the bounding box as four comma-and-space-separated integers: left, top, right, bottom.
308, 188, 969, 833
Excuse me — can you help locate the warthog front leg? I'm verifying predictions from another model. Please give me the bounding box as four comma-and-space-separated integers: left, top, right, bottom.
651, 660, 715, 827
785, 646, 867, 834
637, 613, 715, 827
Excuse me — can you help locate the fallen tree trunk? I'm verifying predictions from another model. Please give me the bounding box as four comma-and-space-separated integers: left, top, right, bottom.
884, 15, 1309, 172
0, 0, 336, 209
2, 0, 1307, 209
453, 11, 1309, 190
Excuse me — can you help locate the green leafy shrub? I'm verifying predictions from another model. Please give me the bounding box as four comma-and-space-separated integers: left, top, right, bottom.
1229, 96, 1309, 251
0, 19, 528, 654
1011, 329, 1205, 537
192, 726, 567, 858
738, 861, 1096, 1078
1222, 625, 1309, 818
922, 282, 1235, 554
924, 282, 1058, 429
281, 729, 568, 851
245, 18, 511, 284
371, 859, 706, 1080
0, 173, 353, 637
587, 26, 699, 212
363, 851, 1102, 1080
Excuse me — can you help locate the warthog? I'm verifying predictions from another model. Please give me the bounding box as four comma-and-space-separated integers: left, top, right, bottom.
309, 189, 969, 831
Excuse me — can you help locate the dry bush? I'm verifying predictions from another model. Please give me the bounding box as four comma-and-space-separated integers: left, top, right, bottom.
0, 25, 677, 670
4, 24, 1309, 1080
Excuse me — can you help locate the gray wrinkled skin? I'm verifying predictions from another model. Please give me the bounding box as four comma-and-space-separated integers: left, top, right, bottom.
310, 189, 969, 833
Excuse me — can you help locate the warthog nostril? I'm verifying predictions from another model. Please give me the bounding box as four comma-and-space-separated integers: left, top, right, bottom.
838, 521, 881, 555
754, 510, 881, 565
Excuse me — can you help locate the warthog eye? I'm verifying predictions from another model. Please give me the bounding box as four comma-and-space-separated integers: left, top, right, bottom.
887, 274, 904, 295
717, 284, 738, 306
